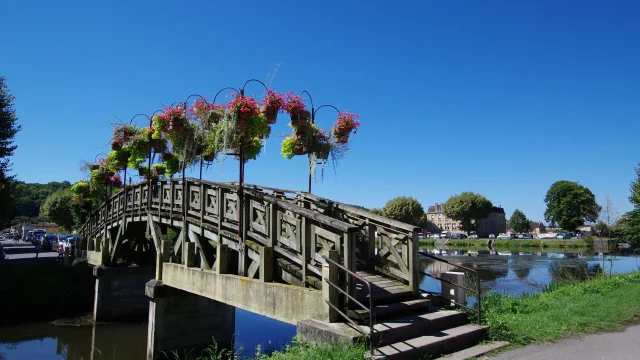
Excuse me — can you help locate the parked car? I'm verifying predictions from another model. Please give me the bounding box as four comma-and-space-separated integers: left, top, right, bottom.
518, 234, 534, 239
468, 233, 479, 239
488, 234, 496, 239
450, 233, 467, 239
556, 233, 570, 239
418, 233, 426, 239
60, 236, 78, 253
43, 234, 57, 251
497, 233, 514, 240
441, 231, 450, 239
432, 234, 441, 239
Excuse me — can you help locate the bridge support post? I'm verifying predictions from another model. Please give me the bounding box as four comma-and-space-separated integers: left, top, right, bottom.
322, 250, 340, 322
145, 280, 235, 360
93, 265, 155, 322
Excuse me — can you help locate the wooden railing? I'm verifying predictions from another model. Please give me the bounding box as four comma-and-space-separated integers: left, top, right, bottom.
80, 178, 361, 293
242, 183, 421, 295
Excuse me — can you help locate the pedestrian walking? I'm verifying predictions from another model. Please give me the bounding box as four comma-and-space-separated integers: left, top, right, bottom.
34, 240, 41, 258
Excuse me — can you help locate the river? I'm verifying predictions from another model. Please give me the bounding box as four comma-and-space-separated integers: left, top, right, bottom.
1, 247, 637, 359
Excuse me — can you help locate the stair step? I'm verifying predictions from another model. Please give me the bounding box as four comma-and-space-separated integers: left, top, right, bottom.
348, 299, 430, 322
372, 324, 487, 360
437, 341, 509, 360
370, 310, 469, 345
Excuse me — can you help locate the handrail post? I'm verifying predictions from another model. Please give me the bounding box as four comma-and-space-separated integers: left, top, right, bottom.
410, 229, 419, 296
322, 250, 340, 322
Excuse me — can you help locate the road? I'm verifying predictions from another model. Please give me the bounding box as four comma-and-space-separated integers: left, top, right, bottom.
1, 239, 59, 263
491, 324, 640, 360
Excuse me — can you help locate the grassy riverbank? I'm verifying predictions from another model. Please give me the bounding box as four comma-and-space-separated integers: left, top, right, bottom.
177, 340, 367, 360
419, 238, 591, 249
0, 261, 95, 324
482, 270, 640, 346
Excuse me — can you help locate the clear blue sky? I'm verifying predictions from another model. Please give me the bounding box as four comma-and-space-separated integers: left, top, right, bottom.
2, 0, 639, 223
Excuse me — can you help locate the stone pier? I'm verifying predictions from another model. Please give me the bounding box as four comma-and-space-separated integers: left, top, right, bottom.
145, 280, 236, 360
93, 265, 155, 322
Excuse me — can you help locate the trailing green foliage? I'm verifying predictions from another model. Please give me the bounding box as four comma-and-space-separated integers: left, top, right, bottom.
482, 271, 640, 345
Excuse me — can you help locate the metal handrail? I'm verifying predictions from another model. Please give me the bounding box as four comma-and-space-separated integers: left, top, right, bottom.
321, 255, 375, 357
420, 252, 482, 324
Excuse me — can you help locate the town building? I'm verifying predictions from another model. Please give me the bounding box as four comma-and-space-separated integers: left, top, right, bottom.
426, 203, 507, 237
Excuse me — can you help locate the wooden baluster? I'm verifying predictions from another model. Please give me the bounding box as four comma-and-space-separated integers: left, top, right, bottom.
409, 229, 419, 296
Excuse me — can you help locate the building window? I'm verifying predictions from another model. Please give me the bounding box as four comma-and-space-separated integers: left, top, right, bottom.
438, 215, 442, 220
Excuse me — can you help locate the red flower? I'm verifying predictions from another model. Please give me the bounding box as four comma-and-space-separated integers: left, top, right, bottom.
228, 94, 260, 117
261, 90, 285, 110
282, 92, 307, 114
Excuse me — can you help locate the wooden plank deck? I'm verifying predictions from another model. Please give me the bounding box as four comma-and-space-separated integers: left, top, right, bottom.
355, 269, 411, 303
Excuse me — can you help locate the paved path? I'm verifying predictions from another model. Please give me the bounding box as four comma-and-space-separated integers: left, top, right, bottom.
491, 324, 640, 360
1, 239, 59, 263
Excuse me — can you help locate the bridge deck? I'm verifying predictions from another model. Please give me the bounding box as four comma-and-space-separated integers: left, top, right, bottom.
355, 269, 412, 304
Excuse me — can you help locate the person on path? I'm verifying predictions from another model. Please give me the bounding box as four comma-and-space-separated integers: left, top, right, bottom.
34, 240, 41, 258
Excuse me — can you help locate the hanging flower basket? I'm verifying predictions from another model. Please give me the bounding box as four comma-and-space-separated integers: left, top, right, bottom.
138, 167, 148, 176
260, 105, 278, 124
260, 90, 284, 125
111, 141, 123, 151
290, 109, 310, 123
293, 141, 307, 155
334, 133, 349, 144
150, 138, 166, 153
89, 164, 100, 171
169, 115, 187, 132
227, 147, 240, 155
203, 153, 216, 162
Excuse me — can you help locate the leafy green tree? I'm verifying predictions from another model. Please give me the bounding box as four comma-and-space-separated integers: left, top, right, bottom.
442, 192, 493, 234
40, 189, 75, 230
0, 76, 22, 227
595, 221, 610, 237
544, 181, 600, 231
380, 196, 426, 226
619, 163, 640, 243
509, 209, 530, 234
13, 181, 72, 218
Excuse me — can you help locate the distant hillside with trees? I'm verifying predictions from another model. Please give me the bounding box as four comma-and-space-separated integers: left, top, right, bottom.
13, 181, 72, 218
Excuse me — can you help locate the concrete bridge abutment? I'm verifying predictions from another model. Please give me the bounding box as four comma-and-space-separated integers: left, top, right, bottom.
145, 279, 235, 360
93, 265, 155, 322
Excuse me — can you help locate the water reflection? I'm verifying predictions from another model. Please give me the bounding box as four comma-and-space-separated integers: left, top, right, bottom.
0, 309, 296, 360
419, 247, 639, 297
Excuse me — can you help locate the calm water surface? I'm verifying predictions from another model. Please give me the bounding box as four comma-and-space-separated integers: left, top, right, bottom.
1, 247, 638, 359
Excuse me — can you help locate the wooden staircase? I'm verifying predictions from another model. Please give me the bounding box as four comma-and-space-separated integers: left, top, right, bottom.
348, 270, 506, 360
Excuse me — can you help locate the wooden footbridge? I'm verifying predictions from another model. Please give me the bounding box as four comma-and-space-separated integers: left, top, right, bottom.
80, 178, 499, 359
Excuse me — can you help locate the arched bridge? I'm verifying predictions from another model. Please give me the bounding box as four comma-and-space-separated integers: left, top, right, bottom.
81, 178, 420, 321
80, 179, 489, 359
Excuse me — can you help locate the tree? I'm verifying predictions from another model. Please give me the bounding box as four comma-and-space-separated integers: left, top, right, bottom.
40, 189, 75, 230
380, 196, 426, 227
598, 193, 620, 239
442, 192, 493, 235
509, 209, 530, 234
619, 163, 640, 244
595, 221, 610, 237
544, 181, 600, 231
13, 181, 72, 218
0, 76, 22, 227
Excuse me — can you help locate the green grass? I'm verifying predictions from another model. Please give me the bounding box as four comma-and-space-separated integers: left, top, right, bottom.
482, 271, 640, 345
419, 238, 591, 249
171, 339, 367, 360
0, 261, 95, 323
